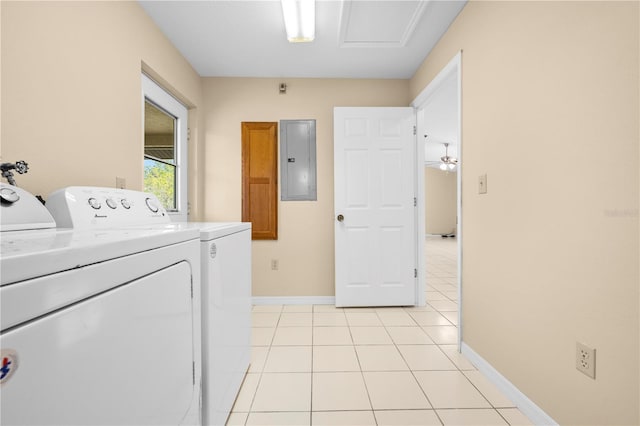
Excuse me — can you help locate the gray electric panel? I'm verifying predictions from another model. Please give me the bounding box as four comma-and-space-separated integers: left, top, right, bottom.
280, 119, 317, 201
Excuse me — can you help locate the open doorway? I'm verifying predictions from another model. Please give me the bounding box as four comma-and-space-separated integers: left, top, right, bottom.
412, 52, 462, 348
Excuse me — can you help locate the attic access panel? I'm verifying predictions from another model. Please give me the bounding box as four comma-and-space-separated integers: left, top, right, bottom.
280, 120, 317, 201
339, 0, 428, 47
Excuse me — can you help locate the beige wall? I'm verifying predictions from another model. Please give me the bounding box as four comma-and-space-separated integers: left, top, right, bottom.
202, 78, 410, 296
424, 167, 457, 235
1, 1, 204, 219
411, 1, 639, 424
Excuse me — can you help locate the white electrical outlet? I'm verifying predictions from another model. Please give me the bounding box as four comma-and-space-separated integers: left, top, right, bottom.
271, 259, 279, 271
576, 342, 596, 379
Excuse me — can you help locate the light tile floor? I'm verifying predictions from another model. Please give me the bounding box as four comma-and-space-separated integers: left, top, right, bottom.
228, 236, 533, 425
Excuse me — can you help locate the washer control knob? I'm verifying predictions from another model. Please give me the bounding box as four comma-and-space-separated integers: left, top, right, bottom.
121, 198, 131, 209
105, 198, 117, 209
0, 187, 20, 204
145, 197, 159, 213
88, 197, 101, 210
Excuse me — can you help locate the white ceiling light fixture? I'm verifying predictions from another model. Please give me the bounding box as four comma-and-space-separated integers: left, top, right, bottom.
281, 0, 315, 43
439, 142, 458, 171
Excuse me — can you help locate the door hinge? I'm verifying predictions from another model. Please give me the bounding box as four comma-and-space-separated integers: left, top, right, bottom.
192, 362, 195, 385
413, 125, 417, 135
414, 268, 418, 278
414, 197, 417, 207
190, 276, 194, 299
187, 127, 191, 142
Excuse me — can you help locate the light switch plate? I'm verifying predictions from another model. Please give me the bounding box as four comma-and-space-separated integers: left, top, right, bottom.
478, 174, 487, 194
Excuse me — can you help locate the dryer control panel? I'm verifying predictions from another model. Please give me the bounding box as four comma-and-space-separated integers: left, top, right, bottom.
46, 187, 172, 229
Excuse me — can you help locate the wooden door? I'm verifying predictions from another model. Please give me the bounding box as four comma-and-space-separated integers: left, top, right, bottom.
242, 122, 278, 240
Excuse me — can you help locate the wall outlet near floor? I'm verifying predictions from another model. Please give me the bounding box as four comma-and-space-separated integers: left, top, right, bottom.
271, 259, 279, 271
576, 342, 596, 379
478, 174, 487, 194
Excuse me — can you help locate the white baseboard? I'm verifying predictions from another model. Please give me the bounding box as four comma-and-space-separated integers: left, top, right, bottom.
252, 296, 336, 305
461, 342, 558, 426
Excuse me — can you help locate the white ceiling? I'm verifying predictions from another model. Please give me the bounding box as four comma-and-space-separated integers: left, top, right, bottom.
138, 0, 467, 79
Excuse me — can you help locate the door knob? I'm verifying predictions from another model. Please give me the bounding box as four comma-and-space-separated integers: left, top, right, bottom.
337, 214, 344, 222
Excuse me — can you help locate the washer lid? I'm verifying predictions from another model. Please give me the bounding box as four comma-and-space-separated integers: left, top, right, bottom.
1, 227, 199, 285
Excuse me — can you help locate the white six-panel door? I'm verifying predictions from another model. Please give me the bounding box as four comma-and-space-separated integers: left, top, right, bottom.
334, 107, 417, 307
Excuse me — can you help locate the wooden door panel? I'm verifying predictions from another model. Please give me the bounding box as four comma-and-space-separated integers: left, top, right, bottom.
249, 184, 271, 232
242, 122, 278, 240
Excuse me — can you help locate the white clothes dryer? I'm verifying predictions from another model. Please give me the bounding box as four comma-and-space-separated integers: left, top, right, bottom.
47, 187, 251, 426
1, 183, 202, 425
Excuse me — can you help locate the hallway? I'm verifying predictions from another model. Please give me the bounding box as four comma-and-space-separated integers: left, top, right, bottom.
228, 237, 532, 425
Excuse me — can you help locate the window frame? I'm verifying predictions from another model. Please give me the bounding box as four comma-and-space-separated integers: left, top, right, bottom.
142, 74, 188, 221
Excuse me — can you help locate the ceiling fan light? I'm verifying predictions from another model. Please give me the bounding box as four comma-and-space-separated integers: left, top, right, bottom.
439, 163, 448, 171
281, 0, 315, 43
448, 163, 455, 170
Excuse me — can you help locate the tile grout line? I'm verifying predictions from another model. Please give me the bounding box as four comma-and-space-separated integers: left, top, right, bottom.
377, 309, 445, 426
347, 317, 379, 426
420, 243, 457, 424
309, 306, 315, 425
244, 306, 283, 425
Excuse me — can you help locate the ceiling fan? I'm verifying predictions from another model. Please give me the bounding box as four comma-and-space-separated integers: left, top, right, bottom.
439, 142, 458, 171
425, 139, 458, 171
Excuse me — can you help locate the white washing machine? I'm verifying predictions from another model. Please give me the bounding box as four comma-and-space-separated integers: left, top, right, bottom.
47, 187, 252, 426
0, 183, 202, 425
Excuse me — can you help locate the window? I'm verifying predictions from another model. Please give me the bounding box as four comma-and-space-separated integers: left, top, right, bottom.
142, 74, 188, 221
